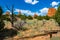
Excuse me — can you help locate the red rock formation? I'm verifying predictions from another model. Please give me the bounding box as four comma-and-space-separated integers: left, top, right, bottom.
34, 13, 38, 18
47, 8, 56, 17
32, 13, 38, 19
6, 11, 10, 15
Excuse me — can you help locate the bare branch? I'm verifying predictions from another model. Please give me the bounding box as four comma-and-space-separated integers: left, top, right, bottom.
5, 5, 15, 27
6, 5, 11, 11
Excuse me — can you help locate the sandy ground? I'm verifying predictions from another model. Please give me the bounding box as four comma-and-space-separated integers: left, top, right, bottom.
13, 35, 50, 40
12, 32, 60, 40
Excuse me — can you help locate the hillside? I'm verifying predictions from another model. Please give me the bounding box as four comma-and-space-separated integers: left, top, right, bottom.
3, 19, 60, 40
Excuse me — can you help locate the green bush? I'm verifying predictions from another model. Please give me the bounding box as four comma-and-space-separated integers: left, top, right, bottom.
54, 6, 60, 26
43, 15, 51, 20
0, 6, 5, 30
36, 16, 43, 20
27, 15, 33, 20
19, 14, 27, 20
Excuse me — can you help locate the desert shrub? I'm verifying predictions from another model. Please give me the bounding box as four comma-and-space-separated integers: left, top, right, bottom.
51, 37, 60, 40
3, 15, 11, 21
0, 21, 5, 31
14, 20, 27, 31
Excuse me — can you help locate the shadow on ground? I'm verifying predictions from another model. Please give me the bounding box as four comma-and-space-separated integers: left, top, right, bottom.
0, 28, 17, 40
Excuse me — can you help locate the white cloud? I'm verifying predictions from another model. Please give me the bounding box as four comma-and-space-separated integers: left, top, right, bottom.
14, 9, 20, 12
31, 0, 39, 5
14, 9, 35, 15
54, 6, 58, 10
24, 0, 39, 5
51, 1, 60, 7
25, 0, 32, 3
39, 8, 48, 16
20, 10, 34, 15
14, 7, 48, 16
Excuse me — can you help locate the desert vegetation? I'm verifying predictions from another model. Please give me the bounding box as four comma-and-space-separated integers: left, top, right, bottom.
0, 5, 60, 40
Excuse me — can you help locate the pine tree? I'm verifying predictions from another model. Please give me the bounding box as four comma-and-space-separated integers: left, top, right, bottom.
54, 6, 60, 26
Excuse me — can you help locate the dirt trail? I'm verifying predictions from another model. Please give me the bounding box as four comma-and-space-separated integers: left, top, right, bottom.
12, 32, 60, 40
13, 34, 50, 40
25, 35, 50, 40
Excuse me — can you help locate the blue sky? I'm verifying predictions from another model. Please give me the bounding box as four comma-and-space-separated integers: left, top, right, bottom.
0, 0, 60, 16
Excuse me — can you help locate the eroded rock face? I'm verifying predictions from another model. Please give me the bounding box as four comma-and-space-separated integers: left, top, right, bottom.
47, 8, 56, 17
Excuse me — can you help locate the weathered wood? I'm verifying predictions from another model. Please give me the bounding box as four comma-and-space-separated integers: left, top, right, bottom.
44, 30, 60, 38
